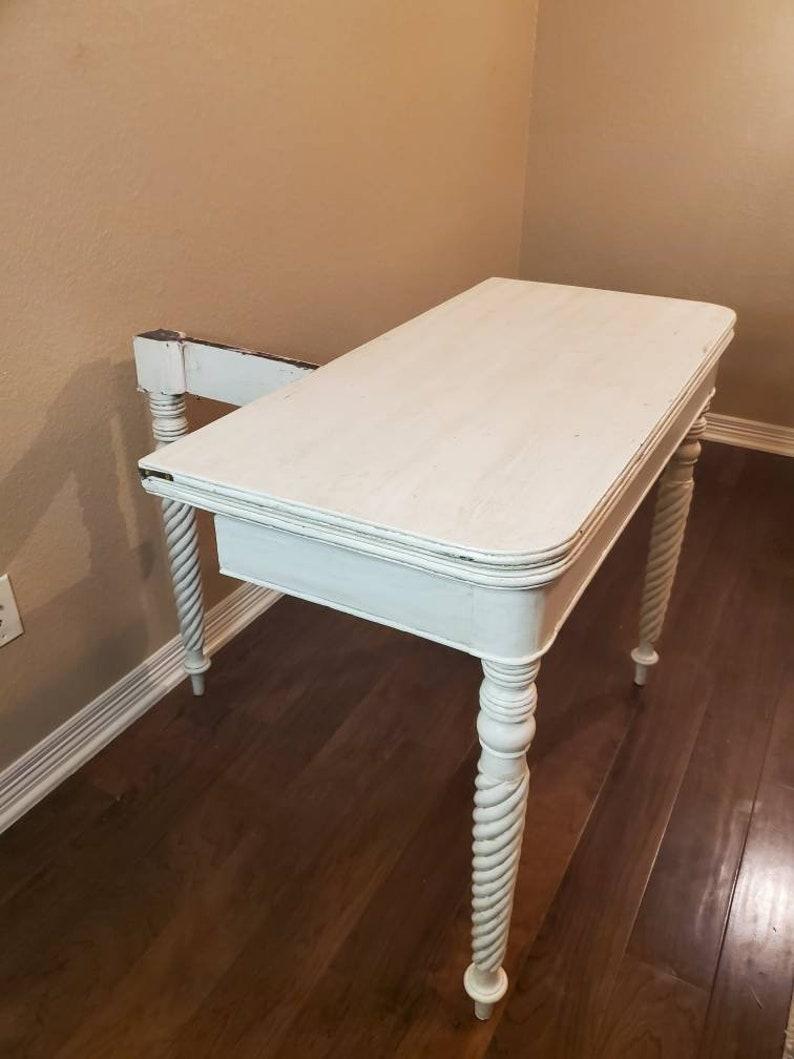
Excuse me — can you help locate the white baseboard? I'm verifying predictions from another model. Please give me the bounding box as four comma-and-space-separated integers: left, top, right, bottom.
0, 582, 281, 835
705, 413, 794, 457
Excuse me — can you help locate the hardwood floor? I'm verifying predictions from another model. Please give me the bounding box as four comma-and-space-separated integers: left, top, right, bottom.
1, 444, 793, 1058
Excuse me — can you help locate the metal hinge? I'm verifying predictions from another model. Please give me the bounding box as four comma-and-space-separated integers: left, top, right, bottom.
139, 467, 174, 482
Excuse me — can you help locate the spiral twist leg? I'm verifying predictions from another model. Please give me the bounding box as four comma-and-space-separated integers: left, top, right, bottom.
148, 393, 210, 696
631, 410, 708, 685
464, 659, 539, 1020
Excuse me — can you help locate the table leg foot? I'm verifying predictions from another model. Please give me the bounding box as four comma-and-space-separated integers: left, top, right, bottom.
631, 644, 659, 686
185, 647, 211, 697
464, 963, 508, 1020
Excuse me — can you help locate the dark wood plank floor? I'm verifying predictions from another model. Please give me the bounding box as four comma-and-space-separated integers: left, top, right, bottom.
2, 444, 793, 1058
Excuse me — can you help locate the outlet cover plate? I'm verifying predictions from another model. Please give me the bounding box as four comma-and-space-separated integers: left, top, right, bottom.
0, 574, 24, 647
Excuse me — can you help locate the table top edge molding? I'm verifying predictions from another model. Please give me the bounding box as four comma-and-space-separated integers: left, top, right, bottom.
139, 323, 729, 590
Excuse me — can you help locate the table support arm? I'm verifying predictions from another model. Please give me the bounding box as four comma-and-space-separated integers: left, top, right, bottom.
631, 408, 708, 685
464, 658, 539, 1020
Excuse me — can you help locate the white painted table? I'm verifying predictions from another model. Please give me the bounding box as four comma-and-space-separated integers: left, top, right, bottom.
137, 278, 735, 1019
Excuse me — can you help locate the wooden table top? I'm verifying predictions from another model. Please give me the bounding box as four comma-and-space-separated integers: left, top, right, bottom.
140, 279, 734, 562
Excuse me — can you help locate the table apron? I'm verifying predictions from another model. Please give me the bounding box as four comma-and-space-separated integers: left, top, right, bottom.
214, 369, 715, 665
216, 513, 544, 663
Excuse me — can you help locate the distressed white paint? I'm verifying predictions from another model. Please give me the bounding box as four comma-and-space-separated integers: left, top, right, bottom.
147, 392, 209, 695
140, 279, 734, 562
134, 330, 316, 407
182, 339, 315, 406
632, 411, 708, 685
134, 331, 187, 395
134, 330, 317, 693
137, 278, 735, 1018
465, 658, 539, 1019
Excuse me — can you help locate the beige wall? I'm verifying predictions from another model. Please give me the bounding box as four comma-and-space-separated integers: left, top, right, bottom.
520, 0, 794, 427
1, 0, 538, 769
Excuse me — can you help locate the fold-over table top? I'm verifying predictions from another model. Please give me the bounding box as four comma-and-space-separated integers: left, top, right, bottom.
139, 279, 734, 565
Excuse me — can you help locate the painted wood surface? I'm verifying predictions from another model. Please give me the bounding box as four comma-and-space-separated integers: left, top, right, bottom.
133, 329, 317, 697
147, 392, 210, 695
140, 279, 734, 561
135, 279, 735, 1021
631, 410, 708, 684
133, 330, 315, 405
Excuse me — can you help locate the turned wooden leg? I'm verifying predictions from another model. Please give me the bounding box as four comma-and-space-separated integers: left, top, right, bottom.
147, 393, 210, 696
631, 410, 707, 685
464, 658, 539, 1020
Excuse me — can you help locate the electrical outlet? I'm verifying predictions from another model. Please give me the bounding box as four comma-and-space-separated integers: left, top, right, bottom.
0, 575, 24, 647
